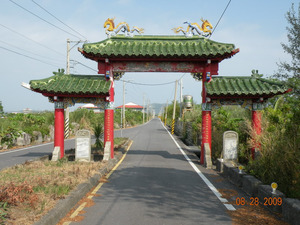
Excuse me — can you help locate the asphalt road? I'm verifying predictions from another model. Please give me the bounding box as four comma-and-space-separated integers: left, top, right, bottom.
0, 124, 132, 171
0, 127, 124, 171
0, 139, 76, 171
70, 118, 233, 225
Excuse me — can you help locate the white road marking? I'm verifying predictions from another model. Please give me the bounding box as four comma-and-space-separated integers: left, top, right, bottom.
0, 139, 75, 155
161, 121, 236, 211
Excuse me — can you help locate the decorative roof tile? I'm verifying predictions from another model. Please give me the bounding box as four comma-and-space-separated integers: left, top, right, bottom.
206, 76, 291, 98
30, 73, 111, 96
80, 35, 238, 59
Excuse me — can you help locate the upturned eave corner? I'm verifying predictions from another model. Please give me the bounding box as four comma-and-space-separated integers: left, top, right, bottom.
232, 48, 240, 56
78, 47, 96, 61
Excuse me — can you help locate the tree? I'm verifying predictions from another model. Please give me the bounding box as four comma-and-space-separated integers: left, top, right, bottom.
274, 3, 300, 96
0, 101, 3, 114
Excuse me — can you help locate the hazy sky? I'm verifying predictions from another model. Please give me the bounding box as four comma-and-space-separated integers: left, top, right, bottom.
0, 0, 296, 112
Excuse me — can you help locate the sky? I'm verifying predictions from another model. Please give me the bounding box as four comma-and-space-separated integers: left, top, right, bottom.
0, 0, 296, 112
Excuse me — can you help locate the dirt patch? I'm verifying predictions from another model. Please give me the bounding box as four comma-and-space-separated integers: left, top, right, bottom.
0, 138, 128, 225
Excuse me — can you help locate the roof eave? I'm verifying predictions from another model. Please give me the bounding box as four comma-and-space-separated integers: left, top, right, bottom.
29, 88, 109, 98
78, 51, 240, 63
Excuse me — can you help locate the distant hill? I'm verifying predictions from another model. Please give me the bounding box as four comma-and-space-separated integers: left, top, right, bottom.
149, 103, 167, 115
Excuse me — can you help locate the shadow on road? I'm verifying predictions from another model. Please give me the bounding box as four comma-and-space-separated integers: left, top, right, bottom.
127, 149, 188, 162
91, 166, 231, 225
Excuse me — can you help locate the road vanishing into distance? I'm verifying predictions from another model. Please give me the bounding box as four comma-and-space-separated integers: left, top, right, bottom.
0, 118, 243, 224
69, 119, 237, 225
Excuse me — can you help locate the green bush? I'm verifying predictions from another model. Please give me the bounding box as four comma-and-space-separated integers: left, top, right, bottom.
211, 106, 250, 161
93, 123, 103, 150
247, 97, 300, 199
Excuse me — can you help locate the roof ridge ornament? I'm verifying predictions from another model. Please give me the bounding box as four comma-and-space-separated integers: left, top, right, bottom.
53, 68, 65, 76
104, 18, 144, 38
172, 18, 213, 38
251, 69, 263, 78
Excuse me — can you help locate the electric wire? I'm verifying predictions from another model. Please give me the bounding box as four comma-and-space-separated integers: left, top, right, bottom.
0, 46, 61, 67
0, 39, 62, 63
121, 76, 178, 86
31, 0, 87, 40
120, 73, 186, 86
0, 23, 64, 57
8, 0, 82, 40
71, 60, 98, 73
210, 0, 232, 38
121, 80, 175, 86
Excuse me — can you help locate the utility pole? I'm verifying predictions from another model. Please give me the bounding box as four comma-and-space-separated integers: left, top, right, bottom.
67, 39, 70, 74
147, 99, 149, 122
179, 78, 183, 119
122, 80, 126, 129
66, 39, 86, 74
65, 39, 71, 139
143, 94, 145, 124
164, 100, 168, 126
65, 39, 86, 139
171, 80, 178, 134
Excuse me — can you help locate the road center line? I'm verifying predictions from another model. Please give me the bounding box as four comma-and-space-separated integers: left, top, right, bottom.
63, 140, 134, 224
161, 121, 236, 211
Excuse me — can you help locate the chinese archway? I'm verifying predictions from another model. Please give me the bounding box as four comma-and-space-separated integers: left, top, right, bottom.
27, 34, 239, 161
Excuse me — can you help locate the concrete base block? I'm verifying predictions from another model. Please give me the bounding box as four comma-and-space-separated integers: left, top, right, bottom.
103, 141, 111, 161
216, 158, 224, 172
204, 143, 212, 169
282, 198, 300, 225
242, 175, 262, 197
228, 168, 245, 187
258, 185, 285, 213
222, 161, 236, 177
51, 147, 60, 161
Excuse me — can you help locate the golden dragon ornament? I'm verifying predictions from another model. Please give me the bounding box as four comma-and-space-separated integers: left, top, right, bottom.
104, 18, 144, 38
172, 18, 213, 38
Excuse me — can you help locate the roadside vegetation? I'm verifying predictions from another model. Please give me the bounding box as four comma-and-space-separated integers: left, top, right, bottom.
0, 105, 141, 224
0, 158, 113, 224
0, 108, 144, 151
162, 3, 300, 199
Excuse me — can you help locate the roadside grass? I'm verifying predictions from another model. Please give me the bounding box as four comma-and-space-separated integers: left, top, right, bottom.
0, 137, 128, 225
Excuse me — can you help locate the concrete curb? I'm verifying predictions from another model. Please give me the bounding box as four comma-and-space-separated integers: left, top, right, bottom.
217, 159, 300, 225
283, 198, 300, 225
34, 143, 128, 225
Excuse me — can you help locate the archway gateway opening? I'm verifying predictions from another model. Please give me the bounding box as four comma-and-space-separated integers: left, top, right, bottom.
78, 35, 239, 163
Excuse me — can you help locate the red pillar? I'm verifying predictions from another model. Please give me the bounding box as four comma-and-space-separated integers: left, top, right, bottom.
251, 110, 262, 159
54, 101, 65, 158
201, 110, 212, 164
104, 63, 115, 159
200, 62, 212, 164
104, 106, 114, 159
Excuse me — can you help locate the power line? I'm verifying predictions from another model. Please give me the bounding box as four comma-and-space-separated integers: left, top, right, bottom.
210, 0, 232, 37
120, 73, 187, 86
0, 23, 64, 56
31, 0, 87, 40
122, 80, 176, 86
0, 39, 61, 63
8, 0, 82, 39
0, 46, 61, 67
71, 60, 98, 73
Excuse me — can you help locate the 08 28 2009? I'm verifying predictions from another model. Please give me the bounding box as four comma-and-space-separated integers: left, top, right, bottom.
235, 197, 282, 206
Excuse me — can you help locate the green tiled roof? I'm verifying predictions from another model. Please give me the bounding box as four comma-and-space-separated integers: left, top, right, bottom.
80, 35, 237, 59
205, 76, 290, 98
30, 73, 111, 96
